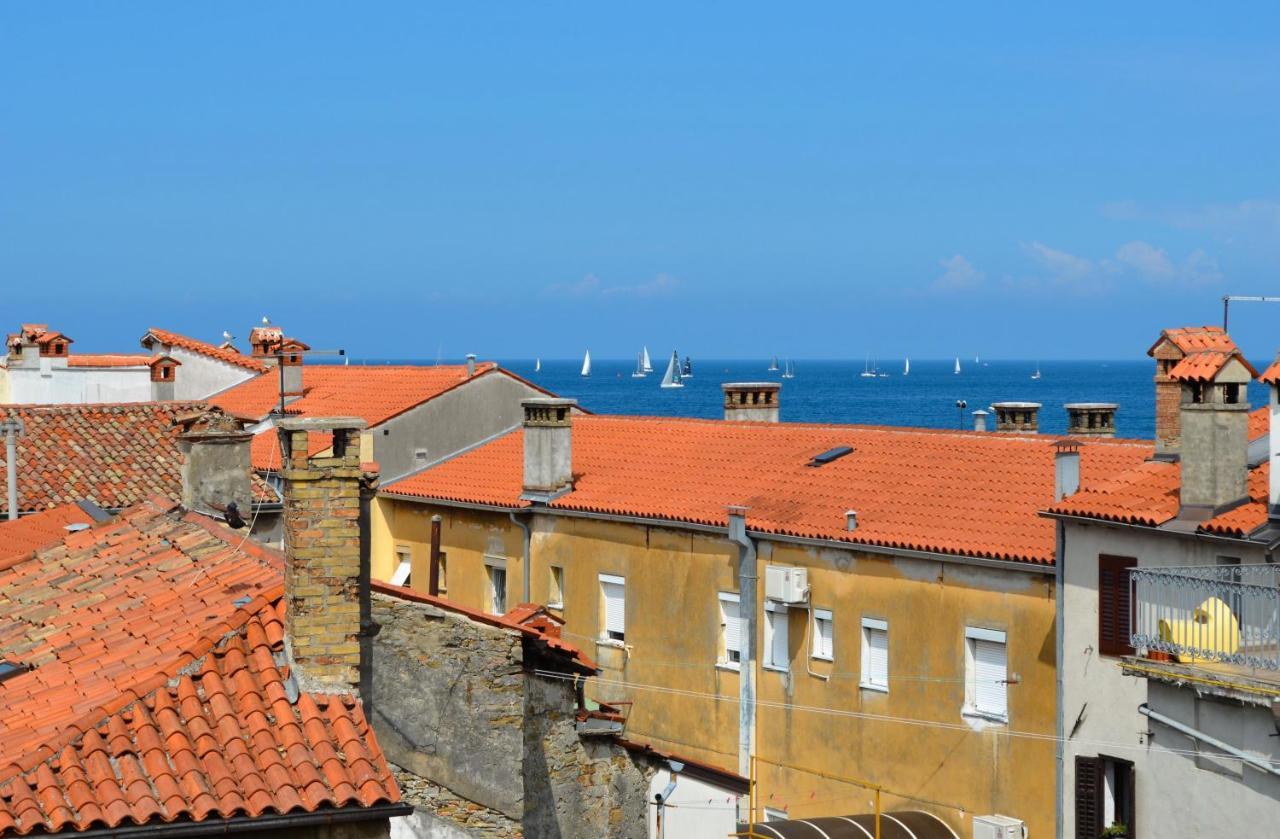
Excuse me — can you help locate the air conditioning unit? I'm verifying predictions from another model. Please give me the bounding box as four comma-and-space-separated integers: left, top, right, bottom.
764, 566, 808, 604
972, 814, 1025, 839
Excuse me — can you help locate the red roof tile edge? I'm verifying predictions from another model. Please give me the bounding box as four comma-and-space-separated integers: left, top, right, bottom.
141, 328, 268, 373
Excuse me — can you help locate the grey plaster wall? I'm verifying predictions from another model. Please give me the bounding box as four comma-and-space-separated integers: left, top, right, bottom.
1059, 519, 1273, 838
166, 345, 260, 400
374, 371, 547, 481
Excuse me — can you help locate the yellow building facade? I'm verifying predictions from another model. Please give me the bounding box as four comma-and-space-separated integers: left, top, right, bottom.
372, 496, 1058, 835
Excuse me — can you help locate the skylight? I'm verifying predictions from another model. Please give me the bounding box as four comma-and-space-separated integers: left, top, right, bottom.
808, 446, 854, 467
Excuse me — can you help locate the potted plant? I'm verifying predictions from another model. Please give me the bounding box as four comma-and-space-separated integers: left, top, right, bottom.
1101, 821, 1129, 838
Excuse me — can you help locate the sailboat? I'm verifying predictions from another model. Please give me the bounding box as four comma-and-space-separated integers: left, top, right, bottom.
768, 356, 780, 372
1031, 362, 1041, 380
660, 351, 684, 389
860, 357, 878, 379
903, 357, 910, 376
631, 352, 647, 378
682, 356, 693, 378
535, 358, 541, 373
580, 351, 591, 377
954, 357, 961, 375
782, 359, 795, 379
641, 346, 653, 373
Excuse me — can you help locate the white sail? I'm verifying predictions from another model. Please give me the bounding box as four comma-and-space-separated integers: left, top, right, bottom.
581, 351, 591, 377
782, 359, 795, 379
535, 358, 541, 372
632, 352, 647, 378
768, 356, 779, 372
903, 357, 910, 376
954, 357, 961, 375
642, 346, 653, 373
660, 351, 683, 388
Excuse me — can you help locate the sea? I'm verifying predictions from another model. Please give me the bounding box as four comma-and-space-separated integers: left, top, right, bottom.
347, 358, 1273, 440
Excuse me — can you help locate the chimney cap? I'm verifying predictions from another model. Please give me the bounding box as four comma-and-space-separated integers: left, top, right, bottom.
522, 397, 577, 409
992, 401, 1042, 409
1064, 402, 1118, 410
1053, 438, 1084, 454
277, 416, 368, 432
721, 382, 781, 392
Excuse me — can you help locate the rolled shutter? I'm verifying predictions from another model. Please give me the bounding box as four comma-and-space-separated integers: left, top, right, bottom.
602, 580, 625, 637
866, 626, 888, 687
814, 613, 833, 659
769, 608, 789, 668
1074, 756, 1103, 839
1098, 555, 1135, 656
973, 638, 1007, 717
721, 595, 742, 659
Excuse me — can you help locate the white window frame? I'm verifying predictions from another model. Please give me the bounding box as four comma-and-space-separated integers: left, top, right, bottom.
764, 807, 788, 822
860, 617, 888, 692
763, 602, 790, 672
599, 573, 626, 645
718, 592, 742, 670
964, 626, 1008, 722
811, 608, 834, 662
391, 545, 412, 587
547, 565, 565, 610
484, 556, 508, 615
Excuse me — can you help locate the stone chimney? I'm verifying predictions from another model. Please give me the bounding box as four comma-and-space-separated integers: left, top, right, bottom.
992, 402, 1041, 433
1065, 403, 1118, 438
722, 383, 781, 423
972, 409, 988, 432
278, 415, 369, 694
1054, 439, 1082, 501
1177, 353, 1254, 515
149, 356, 180, 401
1148, 326, 1236, 456
521, 397, 576, 502
174, 408, 252, 520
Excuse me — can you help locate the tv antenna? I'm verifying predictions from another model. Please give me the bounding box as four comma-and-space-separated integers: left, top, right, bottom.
1222, 295, 1280, 331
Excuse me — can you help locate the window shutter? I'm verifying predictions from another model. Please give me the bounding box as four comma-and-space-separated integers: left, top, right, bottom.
1098, 554, 1135, 656
721, 595, 742, 659
973, 638, 1007, 717
866, 627, 888, 687
768, 608, 789, 668
1074, 756, 1103, 839
602, 581, 625, 636
813, 612, 833, 660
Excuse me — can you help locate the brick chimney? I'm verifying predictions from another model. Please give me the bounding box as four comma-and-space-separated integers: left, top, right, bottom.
174, 408, 252, 520
1177, 353, 1255, 515
1064, 403, 1117, 438
149, 356, 180, 401
278, 415, 369, 694
722, 383, 781, 422
521, 397, 576, 502
992, 402, 1040, 433
1148, 326, 1236, 456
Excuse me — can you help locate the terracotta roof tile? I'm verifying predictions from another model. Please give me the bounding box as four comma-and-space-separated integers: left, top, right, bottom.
0, 502, 398, 835
65, 354, 150, 368
385, 417, 1154, 565
1260, 355, 1280, 386
1148, 326, 1238, 356
141, 328, 268, 374
0, 503, 100, 566
1166, 349, 1258, 382
1249, 406, 1269, 440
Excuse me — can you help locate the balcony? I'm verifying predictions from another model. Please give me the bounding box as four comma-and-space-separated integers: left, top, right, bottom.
1126, 564, 1280, 702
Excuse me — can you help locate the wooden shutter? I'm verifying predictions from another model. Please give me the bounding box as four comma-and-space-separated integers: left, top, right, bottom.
601, 578, 625, 637
865, 626, 889, 688
973, 638, 1007, 717
1074, 756, 1103, 839
1098, 554, 1136, 656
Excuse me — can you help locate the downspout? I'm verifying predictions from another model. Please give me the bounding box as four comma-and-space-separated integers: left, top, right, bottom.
1054, 519, 1065, 839
1140, 703, 1280, 778
727, 505, 757, 822
511, 511, 532, 604
2, 418, 21, 520
357, 474, 381, 715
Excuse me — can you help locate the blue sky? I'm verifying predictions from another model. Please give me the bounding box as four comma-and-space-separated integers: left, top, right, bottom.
2, 3, 1279, 361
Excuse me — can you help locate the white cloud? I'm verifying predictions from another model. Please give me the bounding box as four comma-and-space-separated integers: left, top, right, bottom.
930, 255, 985, 292
543, 273, 681, 300
1115, 240, 1175, 280
1015, 240, 1222, 293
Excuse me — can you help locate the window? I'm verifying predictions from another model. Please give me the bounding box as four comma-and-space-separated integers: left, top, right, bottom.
485, 558, 507, 615
436, 552, 448, 595
764, 807, 788, 822
1075, 755, 1134, 839
718, 592, 743, 668
548, 566, 565, 610
763, 603, 789, 671
964, 626, 1008, 721
1098, 554, 1135, 657
860, 617, 888, 691
811, 609, 833, 661
391, 545, 412, 587
599, 574, 625, 642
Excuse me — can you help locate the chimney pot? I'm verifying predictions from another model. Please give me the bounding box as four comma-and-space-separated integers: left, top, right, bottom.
1053, 439, 1082, 501
466, 354, 477, 377
972, 409, 989, 432
175, 408, 252, 518
721, 383, 781, 422
1065, 403, 1118, 437
992, 402, 1041, 433
521, 397, 577, 502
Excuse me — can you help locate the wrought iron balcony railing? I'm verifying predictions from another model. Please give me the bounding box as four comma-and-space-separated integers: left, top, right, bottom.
1130, 564, 1280, 671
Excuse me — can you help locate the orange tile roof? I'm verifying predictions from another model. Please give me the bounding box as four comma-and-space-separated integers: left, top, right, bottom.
1166, 349, 1258, 382
141, 328, 269, 373
0, 503, 100, 566
1249, 406, 1269, 440
65, 354, 150, 368
0, 500, 399, 835
1148, 325, 1238, 356
1260, 355, 1280, 386
385, 417, 1154, 565
213, 363, 504, 424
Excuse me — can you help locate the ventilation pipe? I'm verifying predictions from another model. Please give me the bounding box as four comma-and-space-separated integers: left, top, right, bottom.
972, 409, 988, 432
428, 514, 443, 596
1, 418, 23, 520
1054, 439, 1082, 501
466, 354, 477, 377
726, 505, 757, 823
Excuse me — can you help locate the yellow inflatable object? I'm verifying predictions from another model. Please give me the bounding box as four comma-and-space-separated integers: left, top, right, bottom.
1157, 596, 1240, 662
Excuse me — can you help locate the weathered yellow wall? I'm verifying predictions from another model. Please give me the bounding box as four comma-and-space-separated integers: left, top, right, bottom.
375, 496, 1057, 835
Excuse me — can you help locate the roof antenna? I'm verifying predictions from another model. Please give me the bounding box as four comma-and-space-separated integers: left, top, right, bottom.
262, 315, 271, 326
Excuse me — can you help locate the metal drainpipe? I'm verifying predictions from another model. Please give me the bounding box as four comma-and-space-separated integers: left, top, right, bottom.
1054, 519, 1065, 839
727, 505, 757, 822
510, 511, 532, 604
1140, 703, 1280, 778
2, 419, 22, 520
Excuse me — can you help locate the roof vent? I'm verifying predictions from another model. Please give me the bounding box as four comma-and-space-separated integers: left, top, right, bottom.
63, 522, 90, 533
808, 446, 853, 467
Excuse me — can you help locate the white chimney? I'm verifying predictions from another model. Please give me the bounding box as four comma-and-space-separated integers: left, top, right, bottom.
1054, 439, 1082, 501
466, 354, 477, 377
520, 397, 576, 502
972, 409, 988, 432
722, 383, 781, 422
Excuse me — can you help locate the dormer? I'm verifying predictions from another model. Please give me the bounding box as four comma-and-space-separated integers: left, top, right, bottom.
149, 356, 181, 400
35, 331, 72, 358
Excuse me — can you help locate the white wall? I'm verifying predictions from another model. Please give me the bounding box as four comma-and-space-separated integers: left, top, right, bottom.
164, 346, 260, 400
1060, 520, 1275, 838
1, 364, 151, 404
647, 770, 740, 839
